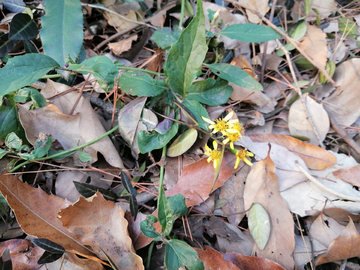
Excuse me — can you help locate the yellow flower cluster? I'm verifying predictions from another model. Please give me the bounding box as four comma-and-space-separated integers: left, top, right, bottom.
202, 111, 253, 170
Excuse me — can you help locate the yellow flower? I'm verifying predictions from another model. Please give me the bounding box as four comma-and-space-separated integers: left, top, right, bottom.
202, 111, 239, 135
230, 121, 244, 135
204, 141, 222, 169
234, 149, 254, 169
223, 132, 242, 150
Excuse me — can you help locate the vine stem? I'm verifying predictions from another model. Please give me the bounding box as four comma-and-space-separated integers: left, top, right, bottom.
9, 125, 120, 173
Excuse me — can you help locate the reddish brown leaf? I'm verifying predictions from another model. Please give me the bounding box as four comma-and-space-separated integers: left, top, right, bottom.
316, 217, 360, 265
333, 165, 360, 187
223, 252, 286, 270
194, 246, 239, 270
243, 149, 295, 269
0, 171, 94, 257
165, 151, 238, 207
0, 239, 43, 270
249, 134, 336, 170
59, 192, 144, 270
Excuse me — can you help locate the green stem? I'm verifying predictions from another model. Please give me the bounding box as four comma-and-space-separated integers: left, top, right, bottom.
146, 241, 155, 269
118, 66, 165, 77
9, 125, 120, 173
179, 0, 186, 29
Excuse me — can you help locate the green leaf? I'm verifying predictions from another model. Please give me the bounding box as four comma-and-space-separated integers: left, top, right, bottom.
37, 251, 63, 264
206, 63, 263, 91
3, 0, 26, 13
9, 13, 38, 41
40, 0, 83, 67
167, 128, 197, 157
182, 99, 209, 130
32, 135, 52, 158
14, 87, 47, 107
248, 203, 271, 250
79, 151, 92, 162
0, 34, 18, 58
0, 54, 59, 96
69, 56, 118, 91
338, 17, 357, 39
158, 186, 175, 236
165, 239, 204, 270
187, 78, 233, 106
5, 132, 22, 150
151, 27, 182, 50
167, 194, 188, 217
140, 215, 160, 239
0, 98, 20, 140
218, 23, 282, 42
165, 0, 207, 97
32, 238, 65, 254
0, 149, 9, 159
119, 70, 168, 97
138, 121, 178, 153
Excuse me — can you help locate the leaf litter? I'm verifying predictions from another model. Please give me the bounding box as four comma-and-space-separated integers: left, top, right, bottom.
2, 0, 360, 269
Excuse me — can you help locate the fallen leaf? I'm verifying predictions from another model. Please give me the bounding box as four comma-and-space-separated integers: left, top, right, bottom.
18, 100, 123, 168
333, 164, 360, 187
249, 134, 336, 170
40, 252, 105, 270
223, 252, 286, 270
316, 217, 360, 265
100, 0, 138, 31
219, 165, 249, 226
299, 24, 327, 70
236, 0, 269, 24
323, 58, 360, 126
0, 239, 43, 270
243, 148, 295, 269
0, 171, 94, 257
59, 192, 144, 270
308, 0, 337, 19
288, 94, 330, 147
108, 35, 138, 56
194, 246, 240, 270
165, 150, 239, 207
309, 213, 345, 247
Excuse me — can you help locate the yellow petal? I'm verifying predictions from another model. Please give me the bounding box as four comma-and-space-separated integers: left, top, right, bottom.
205, 144, 211, 152
223, 138, 229, 144
234, 157, 240, 169
244, 158, 253, 166
207, 157, 212, 163
247, 151, 254, 157
224, 111, 234, 121
202, 116, 215, 125
213, 159, 218, 169
212, 140, 218, 149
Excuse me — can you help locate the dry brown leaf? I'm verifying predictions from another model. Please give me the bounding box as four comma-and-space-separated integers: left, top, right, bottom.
237, 136, 309, 191
39, 252, 105, 270
249, 134, 336, 170
333, 165, 360, 187
299, 24, 327, 70
165, 151, 239, 207
308, 0, 337, 19
236, 0, 269, 24
100, 0, 138, 31
309, 213, 345, 247
0, 239, 43, 270
0, 171, 94, 257
219, 165, 250, 226
230, 55, 257, 81
18, 100, 123, 168
316, 217, 360, 265
243, 149, 295, 269
323, 208, 360, 226
108, 35, 138, 56
194, 246, 240, 270
288, 94, 330, 147
323, 58, 360, 126
223, 252, 286, 270
59, 192, 144, 270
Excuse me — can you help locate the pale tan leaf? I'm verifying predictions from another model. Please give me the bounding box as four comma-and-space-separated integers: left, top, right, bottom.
309, 0, 337, 19
333, 165, 360, 187
236, 0, 269, 24
0, 171, 94, 257
299, 25, 327, 70
249, 133, 336, 170
243, 150, 295, 269
59, 192, 144, 270
316, 218, 360, 266
288, 94, 330, 146
108, 35, 138, 56
323, 58, 360, 126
